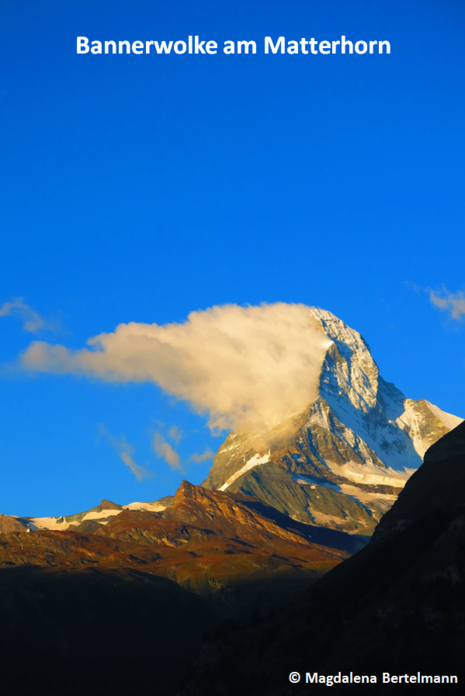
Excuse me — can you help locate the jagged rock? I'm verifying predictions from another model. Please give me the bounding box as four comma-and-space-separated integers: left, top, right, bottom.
96, 499, 122, 511
163, 480, 365, 554
0, 514, 28, 534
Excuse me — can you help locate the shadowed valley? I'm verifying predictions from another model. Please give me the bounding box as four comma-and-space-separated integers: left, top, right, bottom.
0, 482, 363, 695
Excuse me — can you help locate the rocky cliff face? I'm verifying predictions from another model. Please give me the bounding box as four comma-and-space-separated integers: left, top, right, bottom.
163, 480, 364, 554
203, 309, 462, 534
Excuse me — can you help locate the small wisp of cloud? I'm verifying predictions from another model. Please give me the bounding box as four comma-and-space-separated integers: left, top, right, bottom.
167, 425, 183, 446
0, 297, 59, 333
407, 282, 465, 323
429, 288, 465, 321
98, 424, 153, 482
190, 448, 215, 463
153, 433, 183, 471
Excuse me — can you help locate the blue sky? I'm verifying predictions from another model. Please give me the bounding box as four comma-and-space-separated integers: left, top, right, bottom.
0, 0, 464, 517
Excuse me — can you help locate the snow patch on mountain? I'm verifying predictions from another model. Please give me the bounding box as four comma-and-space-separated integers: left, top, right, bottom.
124, 501, 169, 512
28, 516, 70, 531
29, 508, 122, 531
324, 460, 414, 487
78, 509, 122, 522
219, 452, 271, 491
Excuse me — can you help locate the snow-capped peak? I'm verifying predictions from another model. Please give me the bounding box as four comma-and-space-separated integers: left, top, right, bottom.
203, 308, 463, 535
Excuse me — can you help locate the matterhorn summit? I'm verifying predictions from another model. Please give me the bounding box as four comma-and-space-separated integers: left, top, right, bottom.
203, 309, 462, 534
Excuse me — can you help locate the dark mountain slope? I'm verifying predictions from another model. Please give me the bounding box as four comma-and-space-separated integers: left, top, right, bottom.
0, 565, 212, 696
185, 422, 465, 695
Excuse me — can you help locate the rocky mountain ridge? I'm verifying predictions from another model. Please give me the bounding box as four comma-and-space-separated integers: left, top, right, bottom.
8, 496, 174, 533
0, 481, 364, 598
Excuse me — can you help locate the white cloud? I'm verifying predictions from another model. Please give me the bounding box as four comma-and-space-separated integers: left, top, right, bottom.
20, 303, 330, 438
153, 433, 182, 471
429, 288, 465, 320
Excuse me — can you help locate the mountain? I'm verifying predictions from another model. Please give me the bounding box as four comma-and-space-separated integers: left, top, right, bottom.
203, 309, 462, 534
9, 311, 460, 540
1, 299, 462, 695
185, 421, 465, 695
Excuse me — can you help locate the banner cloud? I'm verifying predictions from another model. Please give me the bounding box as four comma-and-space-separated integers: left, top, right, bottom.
21, 303, 331, 436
